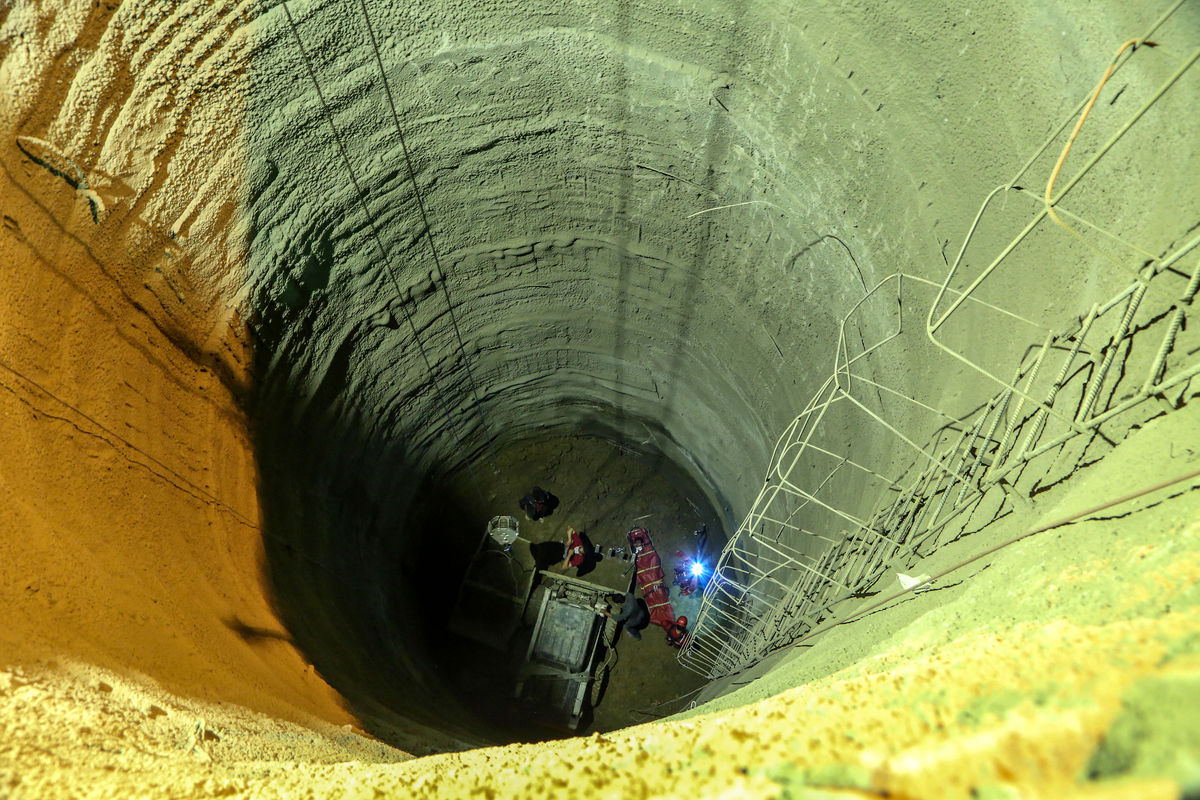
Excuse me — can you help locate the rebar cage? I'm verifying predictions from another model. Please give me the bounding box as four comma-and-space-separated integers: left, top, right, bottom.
680, 3, 1200, 679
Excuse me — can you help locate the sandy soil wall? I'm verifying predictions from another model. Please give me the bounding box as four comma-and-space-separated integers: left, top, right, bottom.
1, 0, 1197, 796
0, 0, 358, 735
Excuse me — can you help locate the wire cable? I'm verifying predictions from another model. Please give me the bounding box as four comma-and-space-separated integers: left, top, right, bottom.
782, 466, 1200, 653
280, 1, 489, 500
353, 0, 497, 463
0, 356, 379, 578
0, 356, 259, 529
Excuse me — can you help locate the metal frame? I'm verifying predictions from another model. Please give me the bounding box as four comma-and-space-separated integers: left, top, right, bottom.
679, 10, 1199, 678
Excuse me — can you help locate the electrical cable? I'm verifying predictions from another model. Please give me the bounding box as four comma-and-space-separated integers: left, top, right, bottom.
631, 683, 706, 718
353, 0, 496, 464
776, 465, 1200, 655
0, 356, 376, 578
280, 1, 489, 502
0, 356, 259, 530
685, 466, 1200, 691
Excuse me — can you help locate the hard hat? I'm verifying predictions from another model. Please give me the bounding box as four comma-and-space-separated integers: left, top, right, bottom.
676, 616, 688, 627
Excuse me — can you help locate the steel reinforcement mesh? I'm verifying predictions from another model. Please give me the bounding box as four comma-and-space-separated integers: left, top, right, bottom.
680, 2, 1200, 678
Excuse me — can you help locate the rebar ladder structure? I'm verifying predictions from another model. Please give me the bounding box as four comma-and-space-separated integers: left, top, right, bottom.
679, 3, 1200, 679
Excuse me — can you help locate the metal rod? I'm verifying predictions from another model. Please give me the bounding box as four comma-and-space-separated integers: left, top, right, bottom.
1077, 281, 1146, 423
1142, 257, 1200, 394
986, 331, 1054, 482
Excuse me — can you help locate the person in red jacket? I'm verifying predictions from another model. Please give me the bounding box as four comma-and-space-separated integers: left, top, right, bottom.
558, 526, 587, 571
665, 616, 689, 648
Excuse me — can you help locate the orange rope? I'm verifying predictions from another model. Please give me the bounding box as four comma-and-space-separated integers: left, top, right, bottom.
1044, 38, 1155, 227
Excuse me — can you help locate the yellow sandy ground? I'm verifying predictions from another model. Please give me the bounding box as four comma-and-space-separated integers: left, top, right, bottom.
5, 519, 1197, 799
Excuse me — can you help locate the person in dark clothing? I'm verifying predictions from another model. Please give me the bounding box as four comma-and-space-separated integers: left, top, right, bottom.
519, 486, 559, 521
602, 591, 650, 640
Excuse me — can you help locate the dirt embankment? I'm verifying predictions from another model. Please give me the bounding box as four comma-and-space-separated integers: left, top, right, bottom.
1, 0, 360, 738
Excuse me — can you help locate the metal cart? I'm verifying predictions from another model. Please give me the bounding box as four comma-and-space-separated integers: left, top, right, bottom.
512, 570, 617, 730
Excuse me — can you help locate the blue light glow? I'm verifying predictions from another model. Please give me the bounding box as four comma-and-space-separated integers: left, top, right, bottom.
689, 561, 705, 577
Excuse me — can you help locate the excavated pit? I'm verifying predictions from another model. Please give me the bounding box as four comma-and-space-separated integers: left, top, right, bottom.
2, 0, 1198, 785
